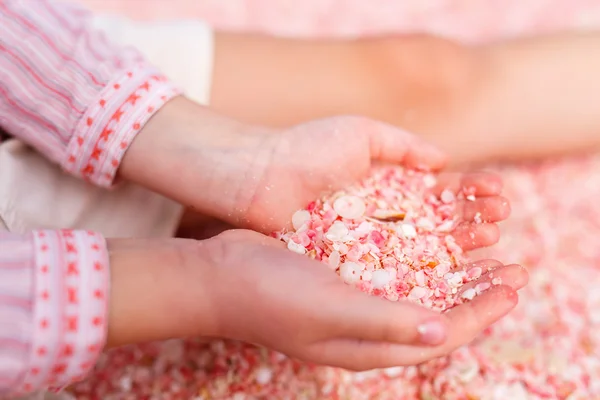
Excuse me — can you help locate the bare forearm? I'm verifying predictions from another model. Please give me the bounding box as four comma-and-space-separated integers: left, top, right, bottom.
208, 33, 483, 163
209, 32, 600, 165
210, 33, 380, 127
106, 238, 216, 347
467, 32, 600, 161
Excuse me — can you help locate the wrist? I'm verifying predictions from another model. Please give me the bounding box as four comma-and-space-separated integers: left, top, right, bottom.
119, 96, 243, 182
119, 96, 269, 223
211, 33, 373, 127
106, 237, 219, 347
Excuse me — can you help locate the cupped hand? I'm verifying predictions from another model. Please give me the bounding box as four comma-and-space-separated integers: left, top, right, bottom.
113, 230, 527, 370
124, 100, 449, 232
148, 108, 510, 251
432, 171, 509, 251
177, 168, 509, 253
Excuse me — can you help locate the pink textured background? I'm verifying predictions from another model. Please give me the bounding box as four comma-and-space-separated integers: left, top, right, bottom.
70, 1, 600, 398
79, 0, 600, 41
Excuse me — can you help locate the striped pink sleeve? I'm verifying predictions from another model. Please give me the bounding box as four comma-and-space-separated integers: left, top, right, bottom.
0, 230, 110, 397
0, 0, 182, 188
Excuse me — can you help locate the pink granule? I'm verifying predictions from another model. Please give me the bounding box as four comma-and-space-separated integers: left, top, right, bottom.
274, 166, 492, 311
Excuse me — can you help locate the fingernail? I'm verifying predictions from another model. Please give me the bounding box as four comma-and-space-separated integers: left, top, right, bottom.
417, 319, 447, 345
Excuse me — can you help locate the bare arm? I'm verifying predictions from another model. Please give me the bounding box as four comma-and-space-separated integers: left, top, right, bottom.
209, 31, 600, 165
467, 32, 600, 162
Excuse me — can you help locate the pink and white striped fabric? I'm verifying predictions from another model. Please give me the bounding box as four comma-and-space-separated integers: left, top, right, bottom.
0, 0, 181, 396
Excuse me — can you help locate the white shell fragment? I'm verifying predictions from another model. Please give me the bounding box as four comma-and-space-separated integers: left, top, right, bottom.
339, 261, 363, 284
325, 221, 350, 242
371, 269, 391, 289
255, 366, 273, 384
328, 250, 341, 269
397, 223, 417, 239
461, 288, 477, 301
287, 240, 306, 255
291, 209, 311, 230
440, 189, 455, 204
423, 174, 437, 188
408, 286, 428, 300
333, 195, 366, 219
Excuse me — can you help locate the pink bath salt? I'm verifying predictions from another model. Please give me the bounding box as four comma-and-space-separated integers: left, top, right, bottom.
291, 209, 311, 230
314, 245, 325, 259
333, 195, 366, 219
296, 231, 312, 247
310, 218, 325, 232
462, 185, 477, 197
435, 262, 451, 277
362, 241, 381, 256
475, 282, 491, 293
306, 201, 317, 212
437, 220, 455, 233
335, 242, 349, 255
408, 286, 429, 300
415, 270, 426, 287
279, 166, 473, 313
322, 208, 339, 225
369, 230, 386, 247
445, 236, 463, 254
328, 250, 341, 269
440, 189, 455, 204
353, 221, 374, 238
467, 266, 483, 280
436, 204, 456, 219
397, 262, 411, 277
382, 257, 397, 270
325, 221, 349, 242
339, 261, 364, 284
394, 280, 410, 294
361, 270, 373, 282
306, 229, 318, 240
345, 243, 364, 261
461, 288, 477, 301
474, 212, 483, 224
287, 239, 306, 255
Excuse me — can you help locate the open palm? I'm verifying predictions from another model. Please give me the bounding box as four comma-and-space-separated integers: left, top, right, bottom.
179, 116, 509, 253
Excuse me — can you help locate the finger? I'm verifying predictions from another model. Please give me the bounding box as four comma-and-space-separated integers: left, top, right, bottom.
327, 287, 448, 347
451, 223, 500, 250
433, 171, 503, 197
456, 196, 511, 222
360, 118, 447, 170
456, 258, 504, 274
214, 229, 287, 249
177, 220, 236, 240
457, 264, 529, 295
306, 286, 518, 371
404, 285, 518, 363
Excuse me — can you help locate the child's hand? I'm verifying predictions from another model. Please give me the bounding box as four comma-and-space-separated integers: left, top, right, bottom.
177, 169, 508, 253
108, 230, 527, 370
430, 171, 509, 251
124, 99, 508, 251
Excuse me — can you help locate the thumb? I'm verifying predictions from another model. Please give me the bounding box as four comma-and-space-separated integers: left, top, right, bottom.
352, 117, 448, 170
321, 282, 449, 346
